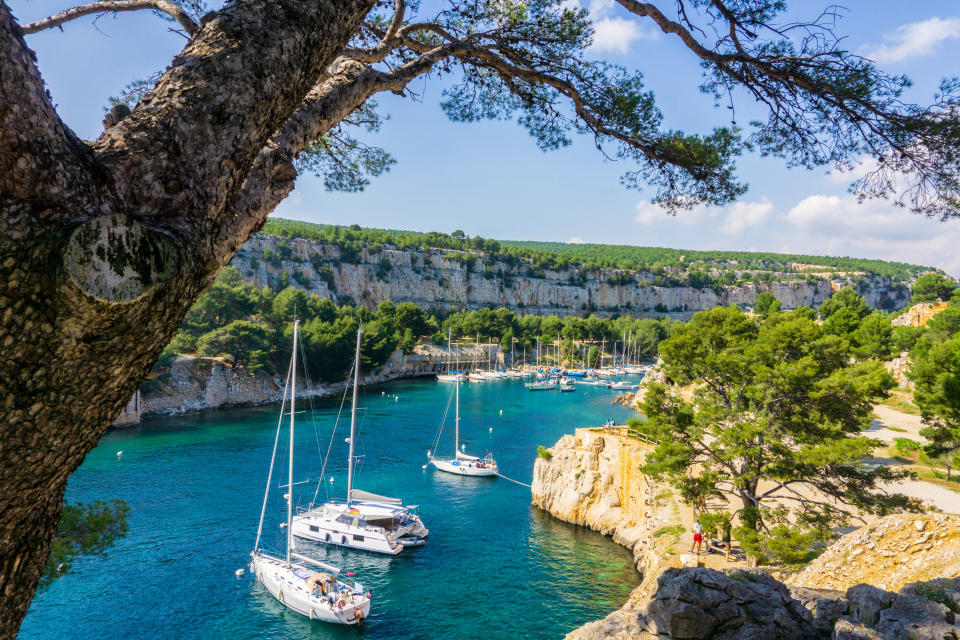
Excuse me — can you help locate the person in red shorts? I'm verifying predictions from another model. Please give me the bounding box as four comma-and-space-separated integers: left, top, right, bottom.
690, 520, 703, 555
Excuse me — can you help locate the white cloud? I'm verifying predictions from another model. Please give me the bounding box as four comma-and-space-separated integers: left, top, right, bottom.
585, 0, 657, 54
634, 201, 713, 226
786, 195, 931, 241
590, 17, 646, 53
824, 156, 880, 185
630, 193, 960, 275
861, 16, 960, 63
784, 194, 960, 274
567, 236, 586, 244
720, 198, 774, 236
634, 199, 769, 234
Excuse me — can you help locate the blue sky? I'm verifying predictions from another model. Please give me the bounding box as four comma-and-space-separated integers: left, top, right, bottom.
10, 0, 960, 272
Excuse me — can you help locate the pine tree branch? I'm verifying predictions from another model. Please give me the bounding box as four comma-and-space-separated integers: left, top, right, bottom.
21, 0, 200, 37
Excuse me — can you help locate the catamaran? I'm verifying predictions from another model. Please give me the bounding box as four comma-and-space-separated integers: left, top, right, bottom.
428, 378, 498, 476
291, 327, 429, 555
248, 320, 371, 625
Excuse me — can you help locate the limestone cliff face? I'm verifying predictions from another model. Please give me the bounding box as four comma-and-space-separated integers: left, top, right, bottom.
892, 302, 949, 327
131, 348, 444, 419
230, 234, 910, 318
532, 431, 960, 640
139, 356, 286, 415
117, 343, 504, 424
531, 429, 686, 639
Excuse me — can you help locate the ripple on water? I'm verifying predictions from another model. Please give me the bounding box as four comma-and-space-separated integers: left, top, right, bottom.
21, 378, 640, 640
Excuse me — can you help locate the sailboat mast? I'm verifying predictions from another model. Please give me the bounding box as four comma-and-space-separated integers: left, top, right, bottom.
286, 320, 299, 568
455, 377, 460, 456
347, 325, 362, 507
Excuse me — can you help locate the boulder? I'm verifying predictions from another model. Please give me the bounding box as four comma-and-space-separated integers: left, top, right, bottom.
643, 568, 821, 640
832, 618, 884, 640
847, 584, 896, 627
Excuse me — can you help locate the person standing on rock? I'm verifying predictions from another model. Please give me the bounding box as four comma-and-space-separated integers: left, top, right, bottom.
691, 520, 704, 555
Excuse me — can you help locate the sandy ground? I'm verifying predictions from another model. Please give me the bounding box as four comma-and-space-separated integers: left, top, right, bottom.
866, 404, 927, 444
889, 477, 960, 514
867, 404, 960, 514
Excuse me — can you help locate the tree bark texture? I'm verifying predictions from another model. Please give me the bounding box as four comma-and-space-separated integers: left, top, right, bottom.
0, 0, 375, 635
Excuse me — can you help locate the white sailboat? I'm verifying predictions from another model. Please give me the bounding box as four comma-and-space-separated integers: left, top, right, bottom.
292, 327, 429, 555
428, 378, 498, 476
249, 320, 371, 625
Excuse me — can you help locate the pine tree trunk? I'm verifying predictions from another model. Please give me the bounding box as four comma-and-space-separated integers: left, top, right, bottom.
0, 0, 375, 635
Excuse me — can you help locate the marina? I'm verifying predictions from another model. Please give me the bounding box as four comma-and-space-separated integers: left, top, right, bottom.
21, 376, 639, 640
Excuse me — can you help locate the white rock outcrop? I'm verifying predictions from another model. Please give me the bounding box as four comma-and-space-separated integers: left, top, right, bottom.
230, 234, 910, 319
531, 429, 686, 639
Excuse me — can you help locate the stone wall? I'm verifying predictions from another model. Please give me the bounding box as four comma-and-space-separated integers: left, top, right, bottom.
230, 234, 911, 320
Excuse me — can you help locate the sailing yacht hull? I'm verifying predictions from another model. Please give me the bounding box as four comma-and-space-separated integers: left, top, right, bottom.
291, 501, 428, 555
291, 516, 403, 555
252, 554, 370, 624
430, 458, 498, 477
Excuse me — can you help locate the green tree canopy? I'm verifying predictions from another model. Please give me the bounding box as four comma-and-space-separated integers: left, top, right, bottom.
911, 273, 957, 304
819, 286, 870, 321
634, 306, 916, 564
754, 292, 782, 317
196, 321, 273, 372
271, 286, 311, 325
908, 336, 960, 479
851, 313, 895, 361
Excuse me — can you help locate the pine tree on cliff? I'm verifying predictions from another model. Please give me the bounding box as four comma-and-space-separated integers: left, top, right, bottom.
3, 0, 960, 632
634, 306, 921, 564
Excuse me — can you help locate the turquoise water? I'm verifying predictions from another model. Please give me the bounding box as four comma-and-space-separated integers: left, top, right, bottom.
21, 378, 639, 640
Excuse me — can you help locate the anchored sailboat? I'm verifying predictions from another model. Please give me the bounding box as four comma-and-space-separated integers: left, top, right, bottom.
428, 377, 498, 476
248, 320, 371, 625
291, 326, 429, 555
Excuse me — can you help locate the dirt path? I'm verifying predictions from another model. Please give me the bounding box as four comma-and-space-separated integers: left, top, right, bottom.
889, 477, 960, 514
867, 404, 926, 444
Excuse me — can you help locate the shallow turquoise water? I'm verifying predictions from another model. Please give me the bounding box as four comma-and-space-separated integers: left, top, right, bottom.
21, 378, 639, 639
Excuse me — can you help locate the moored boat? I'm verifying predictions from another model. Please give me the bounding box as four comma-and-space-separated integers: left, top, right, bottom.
248, 320, 371, 624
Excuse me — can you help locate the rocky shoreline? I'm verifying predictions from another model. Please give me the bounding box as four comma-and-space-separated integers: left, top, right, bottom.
114, 350, 431, 425
532, 430, 960, 639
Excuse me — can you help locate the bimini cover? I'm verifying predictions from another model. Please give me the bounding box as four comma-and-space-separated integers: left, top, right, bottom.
350, 489, 402, 505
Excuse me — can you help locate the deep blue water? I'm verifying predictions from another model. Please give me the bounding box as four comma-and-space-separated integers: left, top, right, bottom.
21, 378, 639, 640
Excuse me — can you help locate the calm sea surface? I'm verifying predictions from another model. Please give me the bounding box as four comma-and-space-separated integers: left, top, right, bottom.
21, 377, 639, 640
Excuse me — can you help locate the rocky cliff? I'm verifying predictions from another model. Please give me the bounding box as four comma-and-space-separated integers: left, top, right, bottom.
531, 428, 689, 638
123, 343, 502, 422
230, 234, 910, 319
533, 431, 960, 639
892, 302, 949, 327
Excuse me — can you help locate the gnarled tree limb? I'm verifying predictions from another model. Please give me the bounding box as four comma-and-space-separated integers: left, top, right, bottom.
21, 0, 200, 36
